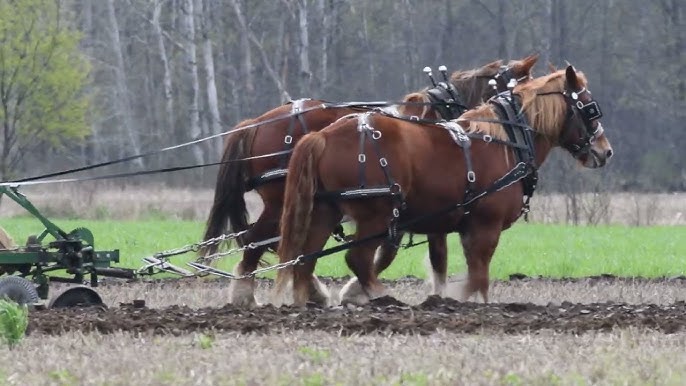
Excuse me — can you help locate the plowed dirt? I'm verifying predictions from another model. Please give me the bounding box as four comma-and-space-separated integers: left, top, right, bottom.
28, 276, 686, 337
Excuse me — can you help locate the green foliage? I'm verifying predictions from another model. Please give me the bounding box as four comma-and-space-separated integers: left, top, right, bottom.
397, 371, 430, 386
300, 373, 325, 386
195, 333, 214, 349
2, 218, 685, 279
297, 346, 330, 364
0, 299, 29, 348
48, 369, 78, 386
501, 372, 524, 386
0, 0, 90, 179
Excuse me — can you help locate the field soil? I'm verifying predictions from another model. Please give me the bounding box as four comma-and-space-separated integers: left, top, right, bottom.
29, 276, 686, 337
8, 276, 686, 385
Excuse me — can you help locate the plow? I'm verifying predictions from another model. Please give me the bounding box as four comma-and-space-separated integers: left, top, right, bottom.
0, 183, 297, 308
0, 185, 134, 308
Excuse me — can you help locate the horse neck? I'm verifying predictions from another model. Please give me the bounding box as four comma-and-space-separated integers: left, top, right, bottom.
453, 77, 490, 108
532, 136, 555, 167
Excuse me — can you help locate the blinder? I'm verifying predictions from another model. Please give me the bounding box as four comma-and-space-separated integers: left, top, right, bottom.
562, 88, 604, 157
494, 65, 531, 91
425, 82, 465, 120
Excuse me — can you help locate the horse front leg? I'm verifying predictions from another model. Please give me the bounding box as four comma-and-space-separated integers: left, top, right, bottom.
229, 205, 279, 307
459, 225, 502, 303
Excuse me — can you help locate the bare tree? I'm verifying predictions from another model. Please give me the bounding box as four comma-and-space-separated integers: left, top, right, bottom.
179, 0, 204, 165
106, 0, 144, 167
198, 0, 223, 156
152, 0, 175, 143
296, 0, 312, 96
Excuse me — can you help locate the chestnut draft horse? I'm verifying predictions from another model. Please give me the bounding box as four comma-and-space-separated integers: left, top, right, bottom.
201, 54, 539, 307
274, 65, 614, 307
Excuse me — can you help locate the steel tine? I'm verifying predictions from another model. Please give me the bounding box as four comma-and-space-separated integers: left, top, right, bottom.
187, 262, 236, 279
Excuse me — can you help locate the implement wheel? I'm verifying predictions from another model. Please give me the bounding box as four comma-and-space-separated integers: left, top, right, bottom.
49, 285, 104, 308
0, 276, 40, 306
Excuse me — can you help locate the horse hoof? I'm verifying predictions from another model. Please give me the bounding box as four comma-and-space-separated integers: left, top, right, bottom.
339, 277, 370, 306
229, 278, 257, 307
308, 275, 331, 307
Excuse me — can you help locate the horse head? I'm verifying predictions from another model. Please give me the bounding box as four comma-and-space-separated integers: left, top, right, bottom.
398, 54, 539, 120
516, 65, 613, 168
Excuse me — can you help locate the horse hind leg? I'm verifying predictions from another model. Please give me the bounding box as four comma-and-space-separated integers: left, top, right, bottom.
339, 231, 401, 304
339, 220, 389, 305
229, 206, 279, 307
426, 233, 448, 296
278, 202, 341, 308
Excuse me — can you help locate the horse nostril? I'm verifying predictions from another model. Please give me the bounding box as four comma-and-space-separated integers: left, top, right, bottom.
606, 149, 613, 158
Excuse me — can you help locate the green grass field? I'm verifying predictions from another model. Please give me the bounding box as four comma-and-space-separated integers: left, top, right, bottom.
2, 217, 685, 280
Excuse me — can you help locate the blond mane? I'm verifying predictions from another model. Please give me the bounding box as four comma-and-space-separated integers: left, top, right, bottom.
458, 69, 588, 141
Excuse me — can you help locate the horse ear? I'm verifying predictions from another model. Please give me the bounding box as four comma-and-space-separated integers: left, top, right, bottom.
484, 59, 504, 72
403, 92, 424, 103
524, 53, 539, 66
547, 61, 557, 73
565, 65, 580, 90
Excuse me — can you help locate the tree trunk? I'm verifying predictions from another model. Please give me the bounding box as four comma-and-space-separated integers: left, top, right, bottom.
199, 0, 222, 156
152, 0, 174, 148
237, 0, 254, 94
180, 0, 205, 166
106, 0, 143, 168
539, 0, 553, 73
497, 0, 507, 59
229, 0, 290, 103
297, 0, 312, 96
317, 0, 334, 91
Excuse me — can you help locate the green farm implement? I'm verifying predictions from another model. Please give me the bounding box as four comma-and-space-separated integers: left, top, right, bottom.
0, 185, 136, 308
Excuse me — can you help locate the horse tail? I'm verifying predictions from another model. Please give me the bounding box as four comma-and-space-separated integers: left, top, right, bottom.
199, 122, 257, 257
277, 132, 326, 264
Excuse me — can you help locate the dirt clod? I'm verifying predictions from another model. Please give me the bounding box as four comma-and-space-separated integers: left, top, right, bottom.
27, 296, 686, 337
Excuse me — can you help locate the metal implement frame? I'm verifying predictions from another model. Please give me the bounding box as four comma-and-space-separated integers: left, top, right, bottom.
0, 185, 135, 301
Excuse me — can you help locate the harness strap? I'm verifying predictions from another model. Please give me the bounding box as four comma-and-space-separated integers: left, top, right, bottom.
425, 82, 468, 120
303, 161, 536, 264
438, 121, 476, 199
279, 98, 311, 169
489, 95, 539, 218
353, 112, 405, 242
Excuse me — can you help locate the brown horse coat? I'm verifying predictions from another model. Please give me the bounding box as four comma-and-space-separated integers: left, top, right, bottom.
274, 66, 613, 307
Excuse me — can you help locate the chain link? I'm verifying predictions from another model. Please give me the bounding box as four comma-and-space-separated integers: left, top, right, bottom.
152, 230, 249, 260
138, 231, 290, 279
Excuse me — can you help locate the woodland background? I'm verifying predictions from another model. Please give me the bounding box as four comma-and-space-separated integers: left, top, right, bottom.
0, 0, 683, 195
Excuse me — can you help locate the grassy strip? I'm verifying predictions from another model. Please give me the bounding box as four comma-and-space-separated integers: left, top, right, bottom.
2, 217, 684, 279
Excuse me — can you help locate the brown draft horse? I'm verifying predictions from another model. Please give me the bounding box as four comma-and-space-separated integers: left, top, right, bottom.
201, 55, 539, 306
273, 65, 614, 307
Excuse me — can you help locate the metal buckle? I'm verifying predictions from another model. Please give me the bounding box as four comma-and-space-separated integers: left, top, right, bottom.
358, 154, 366, 163
467, 171, 476, 182
372, 130, 382, 140
284, 135, 293, 144
483, 135, 493, 143
389, 183, 402, 195
379, 158, 388, 167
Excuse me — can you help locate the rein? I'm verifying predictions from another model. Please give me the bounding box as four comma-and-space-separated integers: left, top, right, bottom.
0, 150, 294, 188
